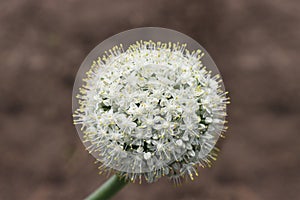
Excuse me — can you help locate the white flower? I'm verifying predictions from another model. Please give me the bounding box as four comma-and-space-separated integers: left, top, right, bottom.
73, 40, 229, 184
144, 152, 152, 160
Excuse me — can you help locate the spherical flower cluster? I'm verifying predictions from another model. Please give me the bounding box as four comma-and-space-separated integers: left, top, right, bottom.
73, 41, 229, 184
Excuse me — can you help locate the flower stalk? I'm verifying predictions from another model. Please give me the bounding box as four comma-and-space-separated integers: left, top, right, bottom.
86, 175, 128, 200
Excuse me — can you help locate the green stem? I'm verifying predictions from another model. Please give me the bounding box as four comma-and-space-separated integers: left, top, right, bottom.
86, 175, 128, 200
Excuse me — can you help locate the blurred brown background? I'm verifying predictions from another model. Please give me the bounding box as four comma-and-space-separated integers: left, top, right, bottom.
0, 0, 299, 199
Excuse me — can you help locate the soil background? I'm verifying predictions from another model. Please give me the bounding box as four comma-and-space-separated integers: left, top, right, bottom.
0, 0, 299, 199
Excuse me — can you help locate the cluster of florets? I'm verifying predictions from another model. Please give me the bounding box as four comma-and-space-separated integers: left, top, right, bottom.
73, 41, 229, 184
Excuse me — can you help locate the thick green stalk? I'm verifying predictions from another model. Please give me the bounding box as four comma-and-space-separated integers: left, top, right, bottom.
86, 175, 128, 200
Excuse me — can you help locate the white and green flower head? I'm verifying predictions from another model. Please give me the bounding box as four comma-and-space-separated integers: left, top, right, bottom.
73, 28, 229, 184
